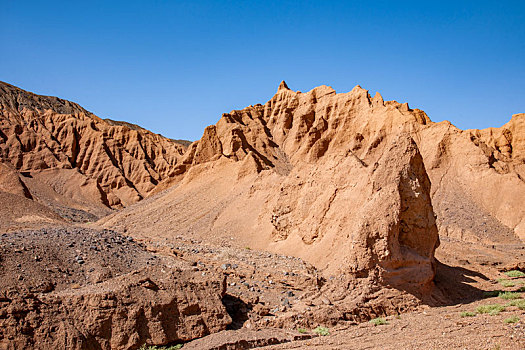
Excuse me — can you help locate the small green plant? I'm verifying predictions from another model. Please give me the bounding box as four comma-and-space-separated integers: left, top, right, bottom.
244, 246, 251, 250
369, 317, 388, 326
313, 326, 330, 336
297, 327, 308, 334
499, 291, 521, 300
504, 315, 520, 324
498, 279, 515, 288
504, 270, 525, 278
476, 304, 506, 315
460, 311, 476, 317
139, 345, 183, 350
483, 290, 500, 298
507, 299, 525, 309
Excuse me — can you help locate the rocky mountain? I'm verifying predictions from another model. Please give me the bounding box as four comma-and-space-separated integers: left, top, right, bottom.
1, 81, 524, 348
0, 81, 189, 228
102, 80, 524, 257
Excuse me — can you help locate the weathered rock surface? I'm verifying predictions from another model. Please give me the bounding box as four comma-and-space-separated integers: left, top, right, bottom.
0, 228, 231, 349
101, 82, 525, 319
418, 113, 525, 242
0, 81, 189, 220
102, 83, 442, 297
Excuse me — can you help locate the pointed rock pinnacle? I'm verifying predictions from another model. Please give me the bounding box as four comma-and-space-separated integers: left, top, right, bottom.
278, 80, 290, 91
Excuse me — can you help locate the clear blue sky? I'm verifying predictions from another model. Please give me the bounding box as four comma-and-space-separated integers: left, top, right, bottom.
1, 1, 524, 141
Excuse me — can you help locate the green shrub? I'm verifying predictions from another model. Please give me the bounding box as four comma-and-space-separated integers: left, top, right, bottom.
297, 328, 308, 334
498, 279, 515, 288
504, 315, 520, 324
499, 291, 521, 300
140, 345, 183, 350
369, 317, 388, 326
507, 299, 525, 309
313, 326, 330, 336
460, 311, 476, 317
504, 270, 525, 278
476, 304, 506, 315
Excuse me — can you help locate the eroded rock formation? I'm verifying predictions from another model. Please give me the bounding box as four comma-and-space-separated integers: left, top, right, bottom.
0, 81, 188, 218
101, 82, 444, 295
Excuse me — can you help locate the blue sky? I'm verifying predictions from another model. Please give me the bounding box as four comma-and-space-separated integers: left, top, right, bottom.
1, 1, 524, 141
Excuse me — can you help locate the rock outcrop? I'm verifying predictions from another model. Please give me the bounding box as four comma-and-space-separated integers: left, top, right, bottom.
1, 81, 524, 346
101, 82, 525, 301
103, 81, 525, 250
101, 83, 442, 295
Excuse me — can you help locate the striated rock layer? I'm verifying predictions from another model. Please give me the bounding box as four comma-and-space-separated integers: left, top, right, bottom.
0, 81, 188, 224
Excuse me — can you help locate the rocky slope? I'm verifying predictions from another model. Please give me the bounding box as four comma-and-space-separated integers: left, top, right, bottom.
0, 81, 189, 226
0, 228, 231, 349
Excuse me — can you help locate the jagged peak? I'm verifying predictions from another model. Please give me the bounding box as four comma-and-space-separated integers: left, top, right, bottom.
373, 92, 384, 103
350, 85, 367, 94
278, 80, 290, 91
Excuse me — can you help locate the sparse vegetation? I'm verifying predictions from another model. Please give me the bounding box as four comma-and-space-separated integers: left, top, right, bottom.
499, 291, 521, 300
369, 317, 388, 326
297, 327, 308, 334
140, 345, 183, 350
507, 299, 525, 309
504, 270, 525, 278
504, 315, 520, 324
313, 326, 330, 336
498, 279, 515, 288
460, 311, 476, 317
476, 304, 506, 315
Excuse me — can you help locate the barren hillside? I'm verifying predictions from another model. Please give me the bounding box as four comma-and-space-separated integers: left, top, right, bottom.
0, 81, 189, 228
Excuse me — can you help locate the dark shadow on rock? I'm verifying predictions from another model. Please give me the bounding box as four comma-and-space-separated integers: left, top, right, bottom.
425, 259, 490, 306
221, 294, 250, 330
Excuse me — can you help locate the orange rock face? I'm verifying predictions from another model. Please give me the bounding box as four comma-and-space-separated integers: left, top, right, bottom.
101, 83, 440, 293
0, 81, 188, 214
102, 82, 525, 294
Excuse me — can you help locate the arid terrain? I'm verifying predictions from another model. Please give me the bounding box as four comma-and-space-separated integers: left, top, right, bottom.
1, 80, 524, 349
